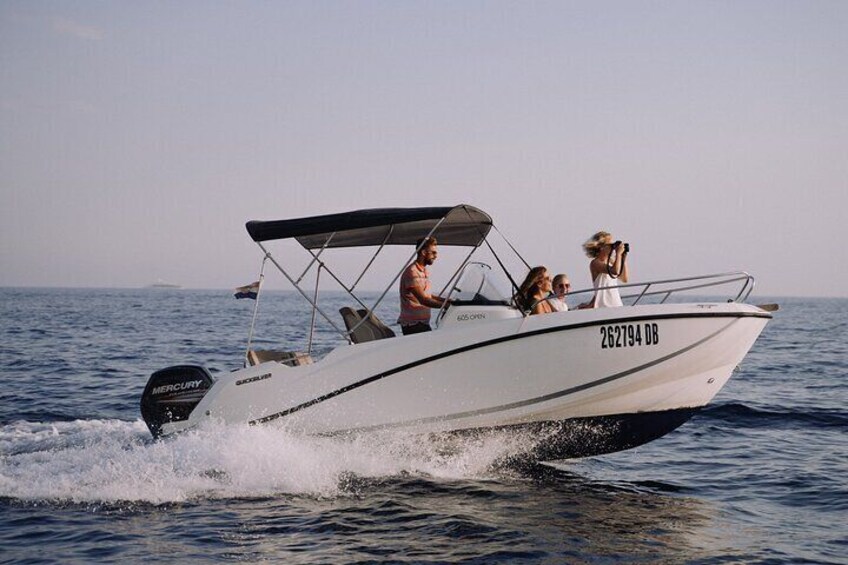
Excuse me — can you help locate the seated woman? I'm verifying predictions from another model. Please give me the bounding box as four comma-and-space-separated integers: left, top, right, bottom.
580, 231, 630, 308
514, 266, 555, 315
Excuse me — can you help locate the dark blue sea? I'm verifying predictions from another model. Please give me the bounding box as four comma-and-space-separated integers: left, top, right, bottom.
1, 288, 845, 564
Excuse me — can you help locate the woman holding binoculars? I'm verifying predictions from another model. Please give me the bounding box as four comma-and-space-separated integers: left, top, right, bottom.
580, 231, 630, 308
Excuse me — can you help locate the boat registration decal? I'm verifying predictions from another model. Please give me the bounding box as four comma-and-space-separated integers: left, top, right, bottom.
601, 323, 659, 349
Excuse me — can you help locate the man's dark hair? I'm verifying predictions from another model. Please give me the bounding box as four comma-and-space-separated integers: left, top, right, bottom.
416, 237, 438, 252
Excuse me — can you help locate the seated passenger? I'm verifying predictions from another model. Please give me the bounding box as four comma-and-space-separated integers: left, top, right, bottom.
579, 231, 629, 308
514, 266, 554, 315
549, 274, 570, 312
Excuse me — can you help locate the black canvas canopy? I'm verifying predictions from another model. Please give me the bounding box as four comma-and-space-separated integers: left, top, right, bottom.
246, 205, 493, 249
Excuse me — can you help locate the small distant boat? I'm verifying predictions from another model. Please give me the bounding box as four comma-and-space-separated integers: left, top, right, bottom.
146, 280, 181, 289
141, 205, 773, 461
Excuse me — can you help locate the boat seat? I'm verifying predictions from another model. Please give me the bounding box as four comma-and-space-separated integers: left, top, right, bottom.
247, 349, 313, 367
339, 307, 396, 344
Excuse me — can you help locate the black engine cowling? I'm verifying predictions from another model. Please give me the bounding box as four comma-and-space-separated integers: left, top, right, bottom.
140, 365, 214, 438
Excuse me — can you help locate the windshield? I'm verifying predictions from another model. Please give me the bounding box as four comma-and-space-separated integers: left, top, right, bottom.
451, 263, 511, 304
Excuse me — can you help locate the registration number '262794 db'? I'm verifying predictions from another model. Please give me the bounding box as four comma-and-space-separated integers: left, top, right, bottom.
600, 323, 659, 349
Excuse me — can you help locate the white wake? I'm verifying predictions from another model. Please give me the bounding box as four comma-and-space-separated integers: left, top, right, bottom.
0, 418, 543, 504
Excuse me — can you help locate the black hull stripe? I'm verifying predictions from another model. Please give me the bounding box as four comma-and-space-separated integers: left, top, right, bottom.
249, 310, 768, 426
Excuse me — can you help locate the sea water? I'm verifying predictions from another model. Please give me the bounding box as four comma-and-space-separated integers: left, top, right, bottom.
0, 288, 845, 563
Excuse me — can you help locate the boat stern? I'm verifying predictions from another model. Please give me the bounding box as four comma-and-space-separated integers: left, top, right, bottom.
140, 365, 215, 438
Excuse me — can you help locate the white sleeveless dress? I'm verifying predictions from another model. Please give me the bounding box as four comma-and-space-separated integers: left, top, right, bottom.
592, 273, 623, 308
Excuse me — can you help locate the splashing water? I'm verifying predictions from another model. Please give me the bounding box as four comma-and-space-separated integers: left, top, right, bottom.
0, 418, 550, 504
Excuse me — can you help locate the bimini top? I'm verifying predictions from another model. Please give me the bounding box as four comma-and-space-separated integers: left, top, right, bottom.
246, 205, 493, 249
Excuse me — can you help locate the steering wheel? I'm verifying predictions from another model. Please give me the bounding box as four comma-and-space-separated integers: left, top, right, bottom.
434, 285, 461, 326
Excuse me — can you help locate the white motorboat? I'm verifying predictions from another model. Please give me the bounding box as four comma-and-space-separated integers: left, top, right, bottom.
141, 205, 773, 460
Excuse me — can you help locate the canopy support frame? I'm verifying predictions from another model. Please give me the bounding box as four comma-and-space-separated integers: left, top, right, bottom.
243, 205, 551, 352
350, 226, 394, 292
295, 232, 335, 285
256, 242, 352, 343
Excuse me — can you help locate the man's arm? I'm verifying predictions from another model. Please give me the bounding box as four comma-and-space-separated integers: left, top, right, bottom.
408, 283, 447, 309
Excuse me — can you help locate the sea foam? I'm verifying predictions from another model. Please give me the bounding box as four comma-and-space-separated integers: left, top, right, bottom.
0, 418, 537, 504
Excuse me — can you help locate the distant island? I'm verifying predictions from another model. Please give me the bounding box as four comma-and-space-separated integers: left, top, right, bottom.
146, 280, 182, 289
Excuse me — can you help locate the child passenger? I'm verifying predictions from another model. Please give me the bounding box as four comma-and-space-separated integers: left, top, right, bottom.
550, 274, 570, 312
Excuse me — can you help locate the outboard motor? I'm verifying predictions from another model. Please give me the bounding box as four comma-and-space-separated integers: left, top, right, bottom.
140, 365, 215, 438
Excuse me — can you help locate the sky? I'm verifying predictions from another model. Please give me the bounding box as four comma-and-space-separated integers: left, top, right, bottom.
1, 1, 846, 297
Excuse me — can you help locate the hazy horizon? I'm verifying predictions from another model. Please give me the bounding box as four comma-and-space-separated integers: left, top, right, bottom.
0, 279, 848, 303
2, 2, 846, 297
2, 285, 844, 301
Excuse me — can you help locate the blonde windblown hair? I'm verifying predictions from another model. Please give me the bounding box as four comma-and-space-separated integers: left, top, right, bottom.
583, 231, 613, 258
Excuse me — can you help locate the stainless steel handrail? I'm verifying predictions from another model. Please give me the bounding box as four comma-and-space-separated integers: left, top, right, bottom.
561, 271, 756, 307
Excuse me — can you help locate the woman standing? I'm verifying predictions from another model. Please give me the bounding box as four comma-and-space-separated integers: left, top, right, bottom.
581, 231, 629, 308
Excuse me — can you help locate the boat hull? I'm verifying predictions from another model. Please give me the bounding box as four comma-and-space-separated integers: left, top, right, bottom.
436, 407, 700, 462
148, 302, 770, 458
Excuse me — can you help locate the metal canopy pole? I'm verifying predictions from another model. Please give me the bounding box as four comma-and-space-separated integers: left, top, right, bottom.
296, 232, 335, 285
244, 254, 268, 367
483, 235, 521, 298
442, 205, 522, 299
438, 204, 493, 296
350, 226, 394, 292
256, 242, 351, 341
303, 247, 370, 311
437, 244, 479, 297
307, 264, 322, 354
493, 225, 531, 270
